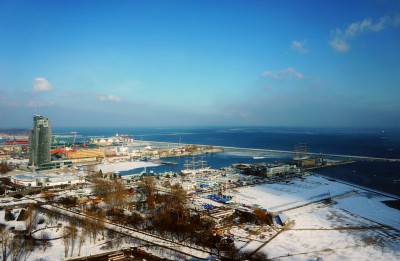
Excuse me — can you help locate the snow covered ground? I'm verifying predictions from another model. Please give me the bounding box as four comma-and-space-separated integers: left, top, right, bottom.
234, 175, 354, 212
5, 158, 28, 164
335, 192, 400, 228
95, 161, 159, 173
257, 205, 400, 261
233, 175, 400, 261
1, 174, 399, 261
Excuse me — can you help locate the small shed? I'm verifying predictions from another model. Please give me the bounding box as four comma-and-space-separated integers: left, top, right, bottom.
274, 213, 289, 226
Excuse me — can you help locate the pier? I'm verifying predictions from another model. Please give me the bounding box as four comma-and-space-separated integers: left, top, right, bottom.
146, 141, 400, 162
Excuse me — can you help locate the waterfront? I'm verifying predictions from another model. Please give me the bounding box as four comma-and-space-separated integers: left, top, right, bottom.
50, 126, 400, 196
1, 126, 400, 260
2, 126, 400, 196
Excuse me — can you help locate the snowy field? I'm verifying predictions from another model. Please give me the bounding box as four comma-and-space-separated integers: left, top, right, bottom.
335, 192, 400, 228
256, 205, 400, 261
95, 161, 159, 173
1, 174, 399, 261
233, 175, 400, 261
234, 175, 355, 212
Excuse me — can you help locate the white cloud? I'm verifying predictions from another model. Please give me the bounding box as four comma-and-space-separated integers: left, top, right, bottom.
96, 94, 121, 102
286, 68, 304, 80
330, 37, 350, 52
224, 109, 251, 119
346, 17, 386, 36
262, 67, 304, 81
33, 77, 53, 92
26, 100, 55, 108
330, 15, 400, 53
291, 40, 308, 53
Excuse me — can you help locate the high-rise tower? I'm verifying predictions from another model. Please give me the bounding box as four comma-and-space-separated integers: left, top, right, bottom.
29, 114, 51, 167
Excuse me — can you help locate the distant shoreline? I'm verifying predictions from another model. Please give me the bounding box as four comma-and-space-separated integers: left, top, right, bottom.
314, 173, 400, 200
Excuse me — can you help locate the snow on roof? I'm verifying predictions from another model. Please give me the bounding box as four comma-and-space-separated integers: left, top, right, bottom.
95, 161, 159, 173
6, 159, 29, 164
13, 172, 82, 182
276, 213, 289, 225
0, 198, 36, 207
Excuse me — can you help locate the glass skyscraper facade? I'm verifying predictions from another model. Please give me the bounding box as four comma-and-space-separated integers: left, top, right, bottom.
29, 114, 51, 167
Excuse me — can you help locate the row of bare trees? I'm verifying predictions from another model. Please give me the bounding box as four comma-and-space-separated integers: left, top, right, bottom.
0, 226, 35, 261
37, 206, 106, 258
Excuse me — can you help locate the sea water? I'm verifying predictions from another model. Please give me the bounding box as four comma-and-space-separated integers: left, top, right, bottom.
53, 126, 400, 196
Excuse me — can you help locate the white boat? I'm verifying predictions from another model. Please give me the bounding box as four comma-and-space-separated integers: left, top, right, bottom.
181, 156, 210, 174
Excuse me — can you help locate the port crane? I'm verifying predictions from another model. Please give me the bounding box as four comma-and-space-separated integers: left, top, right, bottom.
51, 131, 78, 154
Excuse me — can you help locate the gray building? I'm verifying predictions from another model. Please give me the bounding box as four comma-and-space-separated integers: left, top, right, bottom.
29, 114, 51, 167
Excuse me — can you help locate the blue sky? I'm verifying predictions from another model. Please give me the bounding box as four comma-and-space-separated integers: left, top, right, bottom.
0, 0, 399, 128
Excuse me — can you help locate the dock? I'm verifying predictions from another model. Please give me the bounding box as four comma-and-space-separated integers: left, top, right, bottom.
146, 141, 400, 162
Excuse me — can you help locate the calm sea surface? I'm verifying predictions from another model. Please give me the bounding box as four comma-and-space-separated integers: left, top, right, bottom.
51, 127, 400, 196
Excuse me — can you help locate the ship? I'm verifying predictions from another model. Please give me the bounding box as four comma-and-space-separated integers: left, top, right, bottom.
293, 143, 310, 161
181, 156, 210, 175
51, 148, 76, 154
3, 137, 29, 145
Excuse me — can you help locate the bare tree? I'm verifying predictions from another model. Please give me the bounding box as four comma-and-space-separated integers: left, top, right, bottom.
253, 208, 267, 224
0, 227, 11, 261
22, 237, 34, 261
95, 212, 106, 240
91, 178, 114, 200
81, 217, 93, 244
152, 184, 190, 241
69, 225, 77, 257
0, 160, 11, 174
77, 229, 86, 257
62, 227, 71, 258
140, 176, 156, 198
84, 217, 100, 243
39, 231, 51, 252
105, 180, 130, 210
146, 194, 155, 210
25, 204, 38, 233
9, 236, 26, 261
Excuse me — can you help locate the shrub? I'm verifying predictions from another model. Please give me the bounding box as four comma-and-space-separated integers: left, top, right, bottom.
5, 209, 15, 221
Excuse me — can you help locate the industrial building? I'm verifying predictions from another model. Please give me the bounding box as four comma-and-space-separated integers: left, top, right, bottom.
266, 164, 297, 176
66, 148, 104, 159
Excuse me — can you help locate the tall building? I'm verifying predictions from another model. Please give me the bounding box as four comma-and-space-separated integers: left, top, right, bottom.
29, 114, 51, 167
